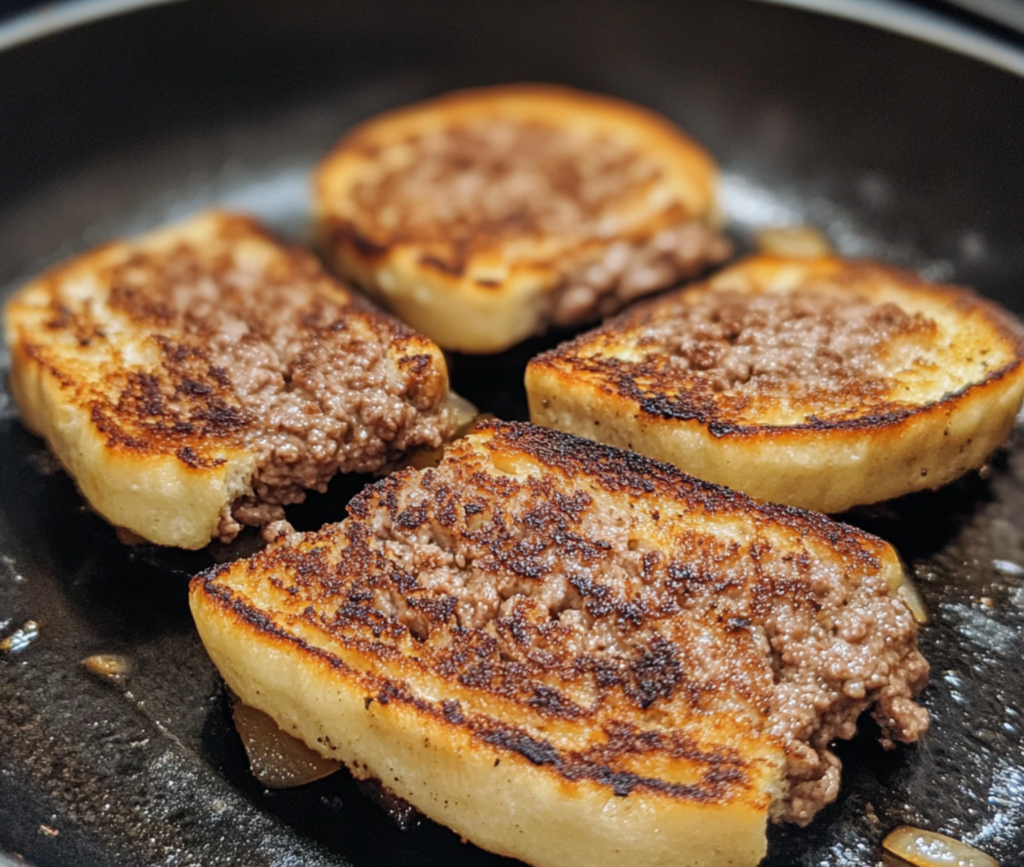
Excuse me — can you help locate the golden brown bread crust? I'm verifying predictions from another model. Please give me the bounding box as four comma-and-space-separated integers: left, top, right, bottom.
190, 421, 928, 867
314, 84, 730, 352
4, 211, 455, 548
527, 255, 1024, 513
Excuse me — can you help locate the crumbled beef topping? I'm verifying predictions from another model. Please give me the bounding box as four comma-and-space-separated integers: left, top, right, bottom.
534, 279, 943, 429
637, 289, 935, 396
340, 120, 731, 328
267, 421, 928, 823
351, 121, 664, 243
549, 223, 732, 326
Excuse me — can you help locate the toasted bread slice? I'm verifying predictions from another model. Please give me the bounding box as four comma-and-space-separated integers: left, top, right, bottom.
527, 255, 1024, 514
4, 211, 456, 549
314, 84, 731, 353
190, 420, 928, 867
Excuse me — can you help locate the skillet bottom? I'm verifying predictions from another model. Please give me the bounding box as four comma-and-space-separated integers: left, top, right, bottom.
1, 329, 1023, 866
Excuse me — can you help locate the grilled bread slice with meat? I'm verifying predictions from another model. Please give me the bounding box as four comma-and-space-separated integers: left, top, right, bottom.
3, 211, 456, 549
189, 420, 928, 867
313, 84, 731, 353
527, 255, 1024, 514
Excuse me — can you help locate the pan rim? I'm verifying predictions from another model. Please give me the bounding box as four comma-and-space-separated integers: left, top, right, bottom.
1, 0, 1023, 77
754, 0, 1024, 75
0, 0, 187, 53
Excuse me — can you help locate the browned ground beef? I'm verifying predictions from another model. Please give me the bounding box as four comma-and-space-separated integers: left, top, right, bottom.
103, 234, 455, 540
346, 121, 730, 327
326, 422, 929, 823
636, 289, 935, 395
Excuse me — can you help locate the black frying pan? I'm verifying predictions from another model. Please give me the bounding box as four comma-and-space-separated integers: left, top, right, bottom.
1, 1, 1023, 865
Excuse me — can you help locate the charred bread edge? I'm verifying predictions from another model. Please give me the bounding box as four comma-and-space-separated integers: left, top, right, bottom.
4, 272, 256, 549
189, 572, 772, 867
8, 344, 256, 548
526, 275, 1024, 514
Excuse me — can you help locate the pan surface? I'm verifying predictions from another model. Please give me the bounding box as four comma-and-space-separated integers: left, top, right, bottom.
1, 1, 1023, 865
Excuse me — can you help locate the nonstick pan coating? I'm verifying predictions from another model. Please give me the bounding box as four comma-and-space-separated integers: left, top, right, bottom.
1, 1, 1023, 865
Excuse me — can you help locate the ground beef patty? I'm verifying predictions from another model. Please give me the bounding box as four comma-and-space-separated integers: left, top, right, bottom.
101, 217, 456, 539
196, 421, 929, 837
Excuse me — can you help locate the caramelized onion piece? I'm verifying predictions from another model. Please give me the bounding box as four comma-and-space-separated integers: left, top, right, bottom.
755, 226, 833, 257
881, 552, 928, 625
447, 391, 480, 430
81, 653, 131, 681
894, 571, 930, 625
231, 699, 341, 788
407, 392, 485, 470
883, 826, 999, 867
